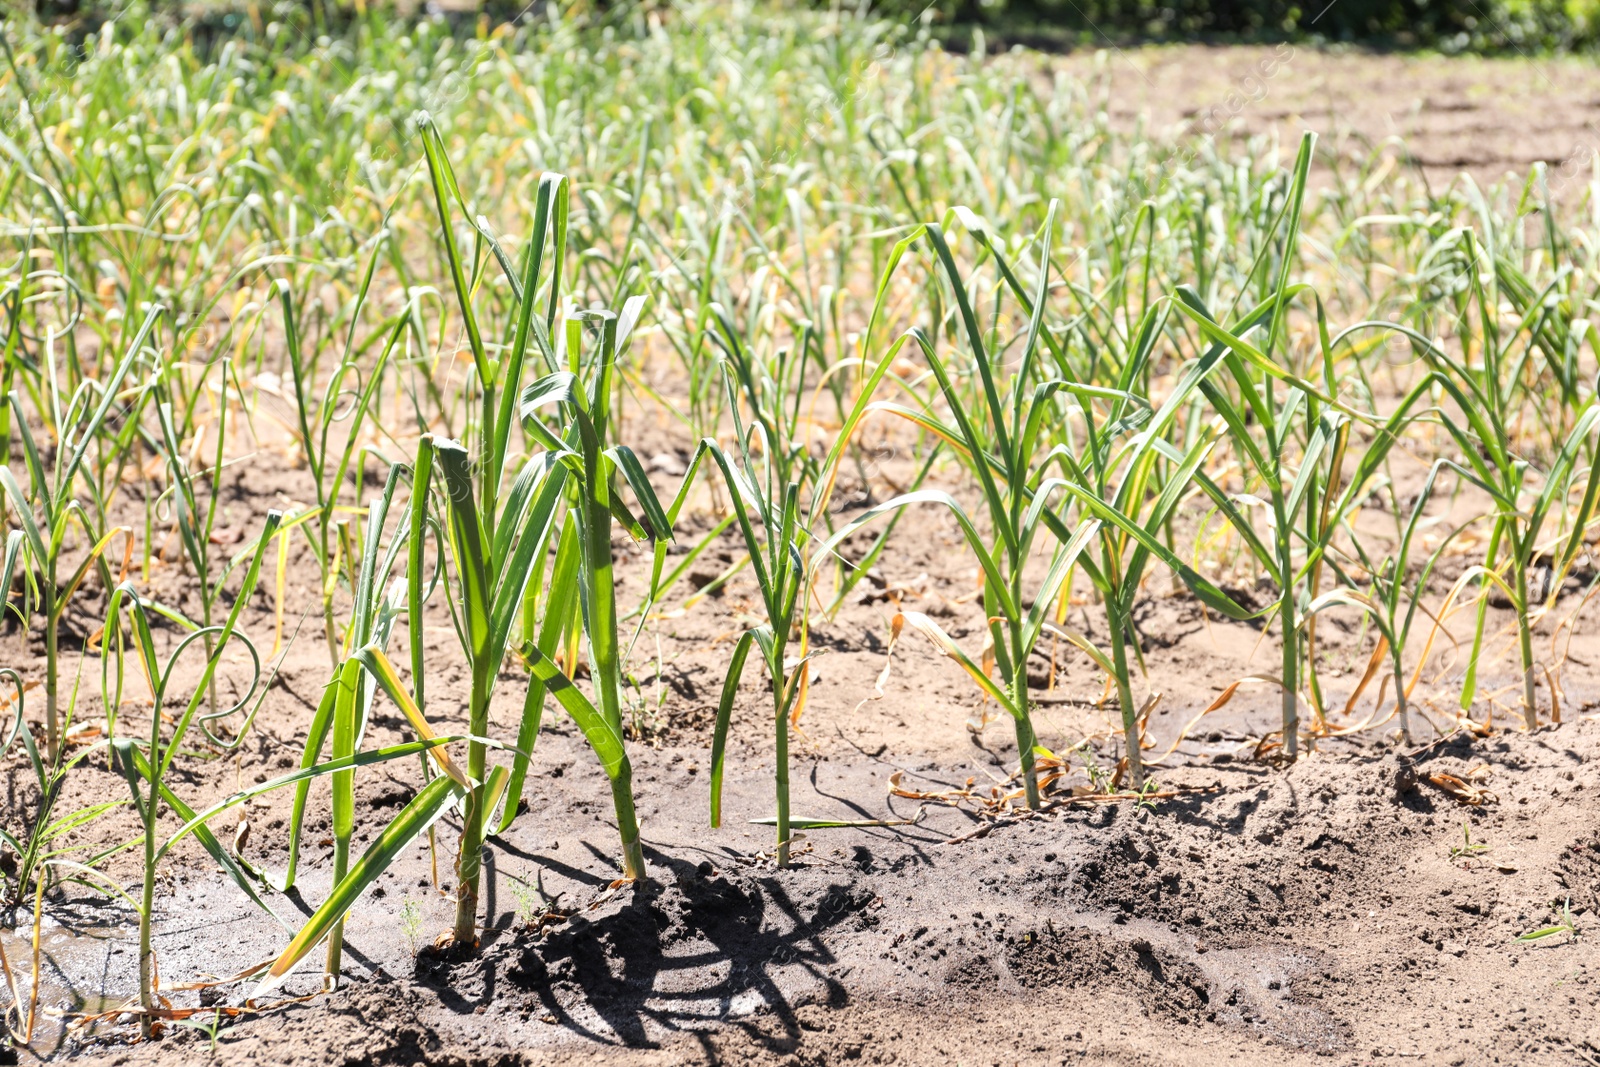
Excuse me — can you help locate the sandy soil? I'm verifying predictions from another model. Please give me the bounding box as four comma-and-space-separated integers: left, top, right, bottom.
1050, 44, 1600, 198
2, 43, 1599, 1067
5, 425, 1597, 1067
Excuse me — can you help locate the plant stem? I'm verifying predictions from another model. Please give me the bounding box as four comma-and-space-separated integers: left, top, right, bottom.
578, 437, 644, 879
1011, 670, 1041, 809
610, 763, 645, 880
1107, 596, 1144, 790
774, 671, 792, 866
1394, 663, 1411, 744
327, 660, 357, 982
202, 625, 217, 721
322, 519, 339, 667
452, 678, 490, 944
1280, 537, 1299, 761
43, 559, 57, 764
326, 835, 349, 980
323, 597, 339, 669
138, 794, 156, 1039
1461, 518, 1506, 710
1513, 551, 1538, 729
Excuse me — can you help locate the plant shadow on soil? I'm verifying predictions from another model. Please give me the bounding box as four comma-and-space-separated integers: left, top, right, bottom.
423, 853, 859, 1049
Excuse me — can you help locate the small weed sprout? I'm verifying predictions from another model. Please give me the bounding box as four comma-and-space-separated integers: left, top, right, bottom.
1135, 778, 1162, 817
399, 900, 424, 957
174, 1007, 230, 1053
1517, 898, 1580, 945
1081, 747, 1114, 795
1449, 822, 1490, 863
511, 879, 549, 928
622, 638, 672, 741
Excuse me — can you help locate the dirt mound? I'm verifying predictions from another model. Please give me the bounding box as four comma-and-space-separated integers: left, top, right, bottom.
62, 716, 1598, 1067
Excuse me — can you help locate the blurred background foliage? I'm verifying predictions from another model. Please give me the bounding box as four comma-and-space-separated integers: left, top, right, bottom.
16, 0, 1600, 52
846, 0, 1600, 52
